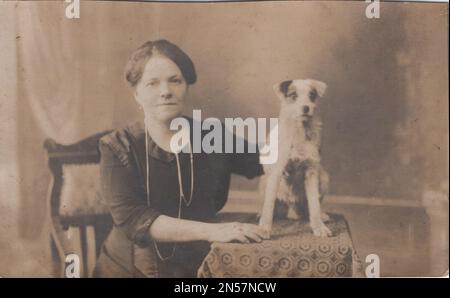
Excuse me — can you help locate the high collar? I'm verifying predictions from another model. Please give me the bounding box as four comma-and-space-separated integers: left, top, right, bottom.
125, 117, 193, 163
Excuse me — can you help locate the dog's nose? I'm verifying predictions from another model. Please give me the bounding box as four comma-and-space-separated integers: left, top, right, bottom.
303, 106, 310, 114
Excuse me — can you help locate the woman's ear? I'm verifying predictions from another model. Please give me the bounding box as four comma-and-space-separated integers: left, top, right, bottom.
133, 89, 144, 110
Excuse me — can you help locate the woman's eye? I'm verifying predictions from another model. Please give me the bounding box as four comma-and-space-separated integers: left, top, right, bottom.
170, 78, 183, 84
147, 81, 158, 87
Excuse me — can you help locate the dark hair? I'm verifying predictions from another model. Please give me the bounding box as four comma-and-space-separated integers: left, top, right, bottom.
124, 39, 197, 87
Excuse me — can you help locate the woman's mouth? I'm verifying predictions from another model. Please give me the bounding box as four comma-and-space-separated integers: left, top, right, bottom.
157, 102, 178, 106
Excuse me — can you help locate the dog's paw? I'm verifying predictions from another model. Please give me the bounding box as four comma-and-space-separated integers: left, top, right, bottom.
258, 217, 273, 236
310, 220, 332, 237
321, 212, 330, 222
258, 224, 273, 239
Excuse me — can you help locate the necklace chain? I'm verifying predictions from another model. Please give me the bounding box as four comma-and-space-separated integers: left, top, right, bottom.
144, 127, 194, 261
174, 147, 194, 207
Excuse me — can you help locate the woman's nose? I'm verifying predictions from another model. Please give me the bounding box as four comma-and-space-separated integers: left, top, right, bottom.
160, 83, 173, 99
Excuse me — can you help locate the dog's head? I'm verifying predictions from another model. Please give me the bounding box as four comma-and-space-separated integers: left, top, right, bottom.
273, 79, 327, 122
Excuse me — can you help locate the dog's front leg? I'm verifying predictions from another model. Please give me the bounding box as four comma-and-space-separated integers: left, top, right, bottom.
259, 170, 281, 234
305, 167, 332, 237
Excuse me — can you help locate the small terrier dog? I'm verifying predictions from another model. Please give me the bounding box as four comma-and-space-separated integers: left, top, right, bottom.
259, 79, 332, 237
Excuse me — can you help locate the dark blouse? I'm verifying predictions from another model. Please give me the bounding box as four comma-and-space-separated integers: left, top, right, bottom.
93, 118, 263, 277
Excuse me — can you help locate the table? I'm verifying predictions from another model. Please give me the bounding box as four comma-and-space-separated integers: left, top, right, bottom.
197, 213, 364, 277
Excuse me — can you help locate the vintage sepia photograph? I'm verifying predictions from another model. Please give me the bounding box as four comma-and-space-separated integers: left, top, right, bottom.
0, 0, 448, 278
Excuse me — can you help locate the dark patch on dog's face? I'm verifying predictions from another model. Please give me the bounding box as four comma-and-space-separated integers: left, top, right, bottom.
309, 88, 318, 102
279, 80, 293, 97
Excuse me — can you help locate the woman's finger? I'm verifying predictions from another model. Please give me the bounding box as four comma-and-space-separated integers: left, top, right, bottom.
242, 224, 269, 239
234, 234, 250, 244
242, 231, 262, 243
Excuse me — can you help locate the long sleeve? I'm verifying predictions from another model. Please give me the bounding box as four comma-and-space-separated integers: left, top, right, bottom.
229, 133, 265, 179
99, 139, 161, 247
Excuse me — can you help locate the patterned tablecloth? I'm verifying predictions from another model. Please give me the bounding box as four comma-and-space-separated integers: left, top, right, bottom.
197, 213, 364, 277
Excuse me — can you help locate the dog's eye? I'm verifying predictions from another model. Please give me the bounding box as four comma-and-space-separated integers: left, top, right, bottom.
309, 89, 318, 102
288, 93, 297, 101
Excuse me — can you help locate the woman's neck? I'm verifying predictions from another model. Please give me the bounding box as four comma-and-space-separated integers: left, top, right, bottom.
144, 117, 176, 153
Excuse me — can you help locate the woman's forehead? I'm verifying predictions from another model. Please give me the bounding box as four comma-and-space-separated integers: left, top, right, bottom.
142, 55, 182, 79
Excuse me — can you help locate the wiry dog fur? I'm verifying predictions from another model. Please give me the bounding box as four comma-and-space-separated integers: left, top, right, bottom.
259, 79, 332, 237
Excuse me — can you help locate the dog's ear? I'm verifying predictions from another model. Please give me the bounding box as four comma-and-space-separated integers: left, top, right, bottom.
273, 80, 292, 100
308, 80, 327, 98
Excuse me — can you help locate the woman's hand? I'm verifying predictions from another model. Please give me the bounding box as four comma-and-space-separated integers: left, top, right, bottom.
149, 216, 270, 243
207, 222, 270, 244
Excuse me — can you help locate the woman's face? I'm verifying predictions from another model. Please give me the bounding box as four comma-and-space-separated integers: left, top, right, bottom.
134, 54, 188, 123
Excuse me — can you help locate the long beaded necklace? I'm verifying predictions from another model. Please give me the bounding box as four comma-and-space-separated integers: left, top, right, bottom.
144, 125, 194, 261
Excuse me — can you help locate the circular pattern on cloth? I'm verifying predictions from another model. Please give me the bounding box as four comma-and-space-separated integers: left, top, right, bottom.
221, 253, 233, 265
280, 240, 293, 250
239, 255, 252, 267
196, 215, 358, 277
297, 258, 311, 272
278, 257, 292, 270
316, 261, 331, 274
319, 244, 331, 254
258, 256, 272, 269
298, 242, 311, 252
338, 245, 349, 256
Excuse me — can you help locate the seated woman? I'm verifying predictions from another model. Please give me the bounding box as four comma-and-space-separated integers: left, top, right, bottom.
93, 39, 268, 277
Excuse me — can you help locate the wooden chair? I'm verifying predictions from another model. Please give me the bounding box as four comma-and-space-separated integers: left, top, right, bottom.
44, 130, 113, 277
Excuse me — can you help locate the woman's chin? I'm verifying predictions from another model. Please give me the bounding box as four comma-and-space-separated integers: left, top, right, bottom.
154, 106, 183, 122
